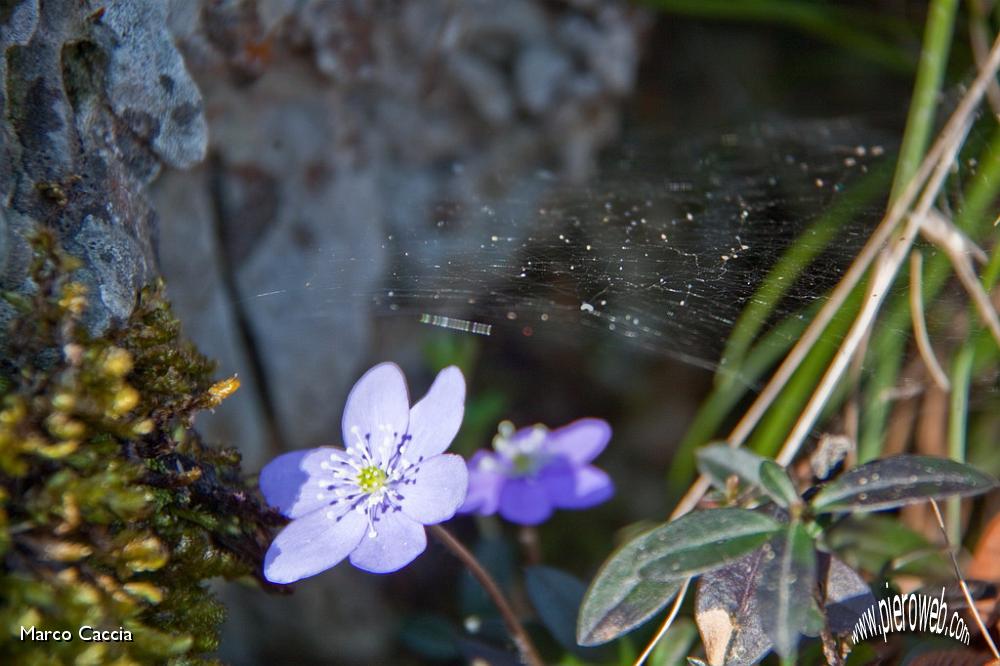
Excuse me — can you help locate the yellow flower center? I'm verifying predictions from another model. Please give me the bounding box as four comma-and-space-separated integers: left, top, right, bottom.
357, 466, 387, 493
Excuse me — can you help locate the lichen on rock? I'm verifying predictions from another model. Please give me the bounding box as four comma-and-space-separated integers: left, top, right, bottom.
0, 231, 279, 664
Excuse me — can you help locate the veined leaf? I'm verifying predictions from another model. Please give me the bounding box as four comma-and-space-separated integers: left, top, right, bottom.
577, 529, 682, 647
754, 522, 816, 659
696, 444, 767, 490
578, 510, 783, 647
758, 460, 800, 508
811, 455, 998, 513
638, 509, 783, 582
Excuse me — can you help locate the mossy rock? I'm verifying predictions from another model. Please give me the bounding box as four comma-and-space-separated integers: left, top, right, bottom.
0, 231, 280, 664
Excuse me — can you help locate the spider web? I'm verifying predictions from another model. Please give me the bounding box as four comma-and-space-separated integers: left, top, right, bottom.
252, 117, 900, 376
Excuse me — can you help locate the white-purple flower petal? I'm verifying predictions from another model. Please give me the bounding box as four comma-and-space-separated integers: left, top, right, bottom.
349, 510, 428, 573
398, 454, 469, 524
341, 363, 410, 466
264, 503, 367, 584
260, 447, 353, 519
499, 477, 554, 525
406, 366, 466, 460
544, 418, 612, 465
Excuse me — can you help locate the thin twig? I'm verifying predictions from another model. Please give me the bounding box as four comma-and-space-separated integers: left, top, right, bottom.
662, 36, 1000, 660
909, 251, 952, 391
968, 0, 1000, 116
928, 499, 1000, 660
634, 578, 691, 666
922, 209, 1000, 347
777, 233, 914, 466
669, 33, 1000, 521
735, 30, 1000, 448
430, 525, 544, 666
921, 208, 990, 264
845, 314, 874, 447
776, 102, 975, 467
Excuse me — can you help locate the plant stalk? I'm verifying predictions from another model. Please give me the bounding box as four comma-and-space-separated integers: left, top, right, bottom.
430, 525, 543, 666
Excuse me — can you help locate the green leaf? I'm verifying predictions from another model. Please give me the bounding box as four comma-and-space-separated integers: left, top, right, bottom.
754, 522, 816, 659
577, 531, 682, 647
696, 444, 767, 491
638, 509, 783, 582
811, 455, 999, 513
524, 566, 587, 652
758, 460, 800, 508
578, 510, 782, 647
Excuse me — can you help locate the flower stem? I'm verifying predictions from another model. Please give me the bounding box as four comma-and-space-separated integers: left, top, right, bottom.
429, 525, 543, 666
518, 526, 542, 566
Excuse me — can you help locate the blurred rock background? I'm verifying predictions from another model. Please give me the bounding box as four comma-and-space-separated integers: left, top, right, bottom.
157, 4, 644, 661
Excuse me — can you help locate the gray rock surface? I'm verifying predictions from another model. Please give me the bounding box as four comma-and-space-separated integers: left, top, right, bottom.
0, 0, 207, 335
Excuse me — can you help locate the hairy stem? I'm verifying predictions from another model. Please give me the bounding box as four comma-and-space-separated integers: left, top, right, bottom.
430, 525, 543, 666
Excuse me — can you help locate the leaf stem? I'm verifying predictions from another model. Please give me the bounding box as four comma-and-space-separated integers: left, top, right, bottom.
429, 525, 543, 666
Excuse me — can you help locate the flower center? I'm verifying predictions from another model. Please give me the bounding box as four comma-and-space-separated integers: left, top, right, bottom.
493, 421, 549, 477
357, 465, 387, 493
512, 453, 535, 474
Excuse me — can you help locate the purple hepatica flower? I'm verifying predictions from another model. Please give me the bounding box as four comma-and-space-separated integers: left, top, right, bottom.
459, 418, 614, 525
260, 363, 468, 583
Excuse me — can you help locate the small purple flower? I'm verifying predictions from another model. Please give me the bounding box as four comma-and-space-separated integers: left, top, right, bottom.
260, 363, 468, 583
459, 418, 614, 525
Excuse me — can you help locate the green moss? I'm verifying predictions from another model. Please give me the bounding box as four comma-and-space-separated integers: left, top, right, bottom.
0, 231, 281, 664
